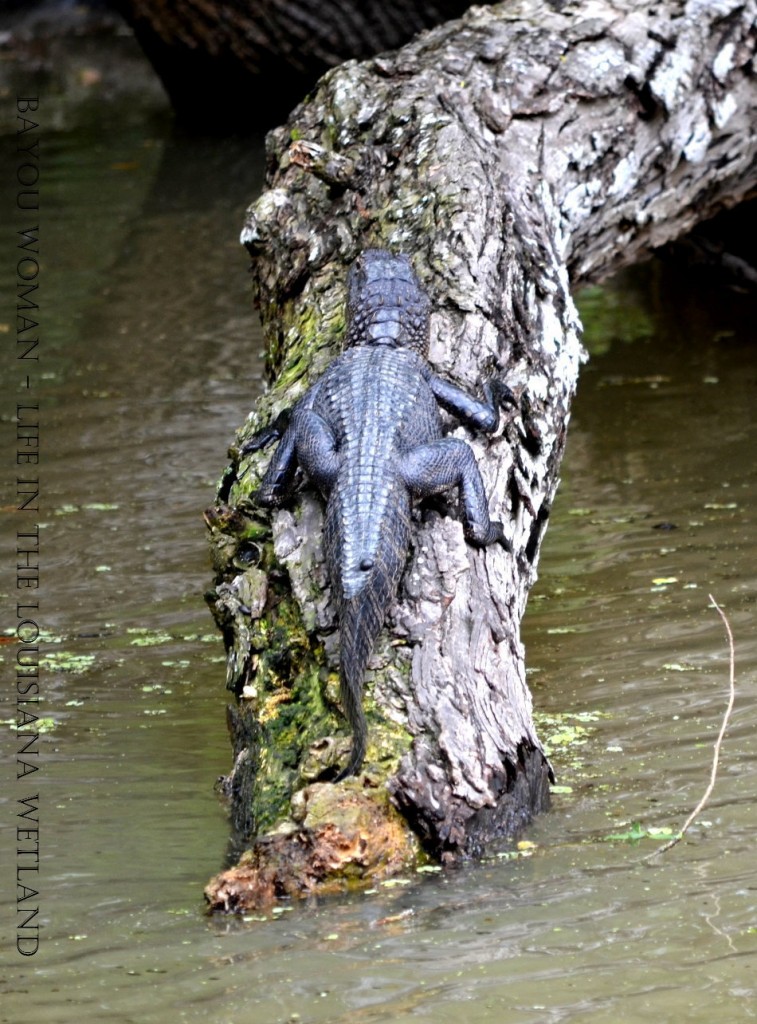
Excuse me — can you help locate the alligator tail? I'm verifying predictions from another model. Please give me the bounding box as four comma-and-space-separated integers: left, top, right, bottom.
330, 499, 411, 781
333, 593, 380, 780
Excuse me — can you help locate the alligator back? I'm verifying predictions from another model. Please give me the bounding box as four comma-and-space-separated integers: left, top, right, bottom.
315, 344, 440, 600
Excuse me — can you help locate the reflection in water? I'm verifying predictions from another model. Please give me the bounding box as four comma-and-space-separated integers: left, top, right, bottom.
1, 76, 756, 1024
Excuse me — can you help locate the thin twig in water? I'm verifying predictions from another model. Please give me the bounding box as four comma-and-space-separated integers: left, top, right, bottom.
643, 594, 736, 863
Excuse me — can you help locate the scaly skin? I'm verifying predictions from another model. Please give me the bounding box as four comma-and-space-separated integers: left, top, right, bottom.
248, 250, 513, 779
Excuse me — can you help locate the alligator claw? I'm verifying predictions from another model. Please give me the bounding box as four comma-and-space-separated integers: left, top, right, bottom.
483, 520, 513, 551
488, 378, 518, 411
492, 520, 513, 551
241, 408, 292, 456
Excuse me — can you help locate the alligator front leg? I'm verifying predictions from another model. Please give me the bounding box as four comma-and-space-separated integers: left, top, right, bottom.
426, 374, 517, 433
401, 438, 509, 548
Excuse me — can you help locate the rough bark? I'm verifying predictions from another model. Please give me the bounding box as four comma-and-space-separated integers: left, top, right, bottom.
110, 0, 491, 129
205, 0, 757, 907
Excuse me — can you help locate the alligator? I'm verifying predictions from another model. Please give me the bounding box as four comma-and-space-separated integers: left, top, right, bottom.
246, 249, 514, 780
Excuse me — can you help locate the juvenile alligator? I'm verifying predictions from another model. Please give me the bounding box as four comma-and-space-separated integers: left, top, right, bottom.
246, 249, 513, 780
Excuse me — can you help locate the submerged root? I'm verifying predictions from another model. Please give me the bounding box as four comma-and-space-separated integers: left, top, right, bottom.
643, 594, 736, 863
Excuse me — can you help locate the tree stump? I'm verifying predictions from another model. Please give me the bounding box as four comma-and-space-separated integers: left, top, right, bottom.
205, 0, 757, 909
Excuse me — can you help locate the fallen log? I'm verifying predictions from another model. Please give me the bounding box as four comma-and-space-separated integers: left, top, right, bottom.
205, 0, 757, 910
110, 0, 489, 129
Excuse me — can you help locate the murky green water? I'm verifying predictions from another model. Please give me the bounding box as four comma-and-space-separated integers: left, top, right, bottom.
1, 46, 756, 1024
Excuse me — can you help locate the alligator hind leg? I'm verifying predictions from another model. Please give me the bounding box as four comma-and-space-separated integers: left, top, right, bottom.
254, 422, 299, 507
401, 438, 509, 548
293, 409, 340, 492
255, 408, 339, 507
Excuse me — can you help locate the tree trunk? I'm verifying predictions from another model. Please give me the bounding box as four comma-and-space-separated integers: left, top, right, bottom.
204, 0, 757, 909
110, 0, 489, 130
